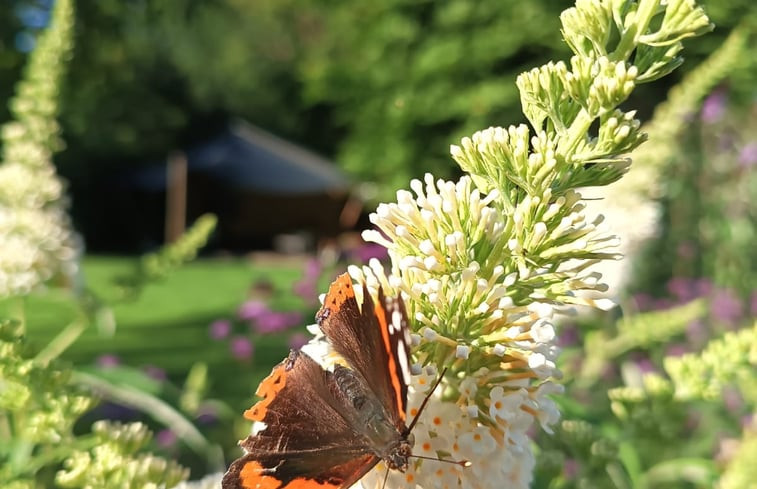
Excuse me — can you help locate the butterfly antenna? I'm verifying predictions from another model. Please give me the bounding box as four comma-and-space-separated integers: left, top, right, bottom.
409, 454, 470, 467
380, 465, 390, 489
404, 367, 448, 436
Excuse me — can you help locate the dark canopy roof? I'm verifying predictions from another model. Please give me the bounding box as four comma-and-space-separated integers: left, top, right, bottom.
131, 119, 348, 194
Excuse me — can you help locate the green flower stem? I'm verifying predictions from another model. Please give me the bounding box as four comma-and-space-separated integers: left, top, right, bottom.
25, 435, 99, 475
33, 317, 87, 366
614, 0, 660, 60
7, 439, 33, 476
72, 371, 224, 470
559, 108, 597, 158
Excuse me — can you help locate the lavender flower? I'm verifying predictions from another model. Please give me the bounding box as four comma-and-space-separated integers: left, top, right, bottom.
237, 300, 269, 321
738, 142, 757, 168
156, 429, 177, 448
288, 332, 309, 350
252, 311, 303, 334
710, 287, 744, 325
350, 242, 389, 264
96, 354, 120, 368
701, 88, 727, 123
667, 277, 700, 302
230, 336, 254, 361
208, 319, 231, 340
196, 404, 219, 426
685, 318, 709, 346
143, 365, 167, 381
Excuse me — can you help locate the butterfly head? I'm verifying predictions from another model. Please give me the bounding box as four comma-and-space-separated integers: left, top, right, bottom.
385, 434, 413, 472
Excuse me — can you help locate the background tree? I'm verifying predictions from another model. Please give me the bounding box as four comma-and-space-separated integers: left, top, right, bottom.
1, 0, 755, 248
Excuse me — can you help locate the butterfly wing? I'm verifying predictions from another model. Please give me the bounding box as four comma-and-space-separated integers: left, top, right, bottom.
222, 349, 379, 489
316, 274, 411, 429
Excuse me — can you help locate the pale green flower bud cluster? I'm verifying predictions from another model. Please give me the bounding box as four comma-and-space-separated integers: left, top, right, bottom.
572, 24, 748, 296
595, 324, 757, 477
665, 322, 757, 403
0, 0, 80, 297
717, 420, 757, 489
56, 421, 189, 489
580, 299, 706, 380
117, 214, 218, 297
561, 0, 713, 83
626, 24, 749, 198
0, 320, 93, 449
353, 1, 711, 488
607, 372, 686, 443
0, 321, 190, 488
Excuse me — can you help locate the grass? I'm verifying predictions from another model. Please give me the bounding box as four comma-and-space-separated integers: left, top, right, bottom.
11, 254, 311, 411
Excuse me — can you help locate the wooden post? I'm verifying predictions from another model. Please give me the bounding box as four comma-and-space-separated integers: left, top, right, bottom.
164, 150, 187, 243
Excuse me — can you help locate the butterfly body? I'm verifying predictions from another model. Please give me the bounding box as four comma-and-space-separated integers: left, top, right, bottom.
222, 274, 413, 489
330, 364, 413, 472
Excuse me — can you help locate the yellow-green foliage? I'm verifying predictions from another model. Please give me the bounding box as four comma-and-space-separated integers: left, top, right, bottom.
717, 421, 757, 489
56, 421, 188, 489
117, 214, 218, 297
665, 322, 757, 402
0, 321, 189, 488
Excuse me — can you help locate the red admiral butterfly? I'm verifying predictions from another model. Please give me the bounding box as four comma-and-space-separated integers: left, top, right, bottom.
222, 273, 434, 489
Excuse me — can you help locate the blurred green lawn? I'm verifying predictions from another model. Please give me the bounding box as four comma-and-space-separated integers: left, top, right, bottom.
10, 255, 309, 410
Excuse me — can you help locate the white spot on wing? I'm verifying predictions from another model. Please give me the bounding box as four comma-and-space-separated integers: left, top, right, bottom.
391, 308, 403, 334
251, 420, 267, 436
397, 341, 410, 385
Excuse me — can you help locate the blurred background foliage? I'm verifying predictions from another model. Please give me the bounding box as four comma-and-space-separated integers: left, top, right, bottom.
1, 0, 756, 487
0, 0, 754, 205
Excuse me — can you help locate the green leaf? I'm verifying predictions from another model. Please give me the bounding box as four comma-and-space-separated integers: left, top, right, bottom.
640, 458, 719, 488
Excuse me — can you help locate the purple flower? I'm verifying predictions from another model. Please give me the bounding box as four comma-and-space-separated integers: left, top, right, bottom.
557, 323, 579, 347
723, 387, 743, 414
632, 354, 656, 374
143, 365, 167, 381
96, 354, 120, 368
631, 292, 654, 311
685, 319, 709, 347
196, 404, 219, 425
563, 459, 579, 479
665, 343, 688, 357
293, 278, 318, 305
288, 332, 309, 350
742, 413, 754, 429
293, 259, 322, 305
230, 336, 254, 361
676, 241, 696, 260
238, 300, 269, 321
653, 297, 674, 311
253, 311, 303, 334
686, 411, 701, 431
701, 88, 728, 123
351, 243, 389, 263
156, 429, 177, 448
209, 319, 231, 340
710, 287, 743, 325
738, 142, 757, 168
667, 277, 698, 302
97, 401, 138, 421
303, 258, 321, 279
695, 278, 713, 297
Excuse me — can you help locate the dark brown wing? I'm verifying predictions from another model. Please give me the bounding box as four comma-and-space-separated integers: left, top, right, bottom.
315, 274, 411, 428
222, 349, 379, 489
222, 452, 377, 489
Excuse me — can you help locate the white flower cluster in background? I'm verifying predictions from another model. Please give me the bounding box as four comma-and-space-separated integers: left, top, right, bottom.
0, 0, 80, 297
